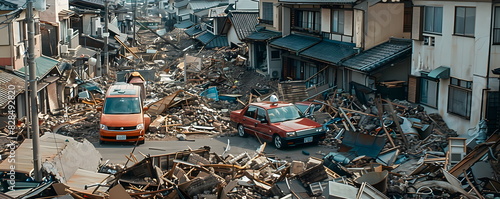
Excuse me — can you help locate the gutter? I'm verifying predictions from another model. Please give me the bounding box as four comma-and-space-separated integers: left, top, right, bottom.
481, 3, 494, 120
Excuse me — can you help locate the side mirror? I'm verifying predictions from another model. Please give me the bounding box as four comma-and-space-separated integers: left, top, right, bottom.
260, 118, 268, 123
143, 107, 149, 111
96, 107, 102, 111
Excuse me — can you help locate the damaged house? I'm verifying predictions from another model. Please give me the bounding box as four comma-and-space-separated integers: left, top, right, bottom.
410, 0, 500, 136
244, 0, 413, 103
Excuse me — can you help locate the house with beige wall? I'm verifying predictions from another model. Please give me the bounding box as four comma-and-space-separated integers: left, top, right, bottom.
246, 0, 412, 101
410, 0, 500, 136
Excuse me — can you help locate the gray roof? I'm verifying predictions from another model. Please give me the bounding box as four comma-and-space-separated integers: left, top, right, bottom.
245, 29, 282, 41
184, 25, 204, 36
229, 11, 259, 41
301, 40, 357, 65
0, 70, 25, 109
174, 0, 189, 8
341, 38, 412, 73
189, 1, 227, 10
195, 31, 229, 48
174, 20, 195, 29
270, 34, 321, 52
279, 0, 357, 3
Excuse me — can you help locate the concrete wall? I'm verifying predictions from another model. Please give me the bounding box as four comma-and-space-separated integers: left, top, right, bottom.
411, 0, 493, 135
233, 0, 259, 10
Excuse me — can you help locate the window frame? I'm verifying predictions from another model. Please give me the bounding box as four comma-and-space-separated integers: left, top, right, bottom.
493, 6, 500, 45
454, 6, 476, 37
261, 2, 274, 25
423, 6, 443, 34
447, 77, 472, 119
331, 9, 344, 34
419, 74, 439, 108
294, 9, 321, 32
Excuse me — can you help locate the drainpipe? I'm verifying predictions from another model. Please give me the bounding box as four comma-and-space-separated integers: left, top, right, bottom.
481, 3, 495, 120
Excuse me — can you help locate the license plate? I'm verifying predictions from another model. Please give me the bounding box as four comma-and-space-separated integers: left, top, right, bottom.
116, 135, 126, 140
304, 136, 313, 143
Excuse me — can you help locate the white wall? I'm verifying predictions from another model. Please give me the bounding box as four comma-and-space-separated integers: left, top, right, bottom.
227, 25, 240, 46
411, 0, 493, 135
365, 3, 405, 50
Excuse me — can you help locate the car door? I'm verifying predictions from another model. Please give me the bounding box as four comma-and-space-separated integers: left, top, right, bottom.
242, 106, 258, 135
254, 107, 273, 141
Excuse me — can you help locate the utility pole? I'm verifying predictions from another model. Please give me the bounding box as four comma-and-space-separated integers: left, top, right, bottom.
133, 0, 137, 47
27, 0, 42, 181
103, 0, 109, 75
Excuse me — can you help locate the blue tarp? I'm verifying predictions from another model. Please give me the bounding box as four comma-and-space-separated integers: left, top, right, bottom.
199, 87, 219, 101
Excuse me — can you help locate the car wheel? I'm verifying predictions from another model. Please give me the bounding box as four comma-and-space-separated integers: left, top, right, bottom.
273, 135, 285, 149
237, 124, 247, 137
138, 139, 145, 145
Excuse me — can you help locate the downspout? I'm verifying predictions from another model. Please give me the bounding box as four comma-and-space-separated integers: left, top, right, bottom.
481, 3, 494, 120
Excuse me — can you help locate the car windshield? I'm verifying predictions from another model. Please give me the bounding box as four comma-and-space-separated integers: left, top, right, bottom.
268, 105, 304, 123
104, 97, 141, 114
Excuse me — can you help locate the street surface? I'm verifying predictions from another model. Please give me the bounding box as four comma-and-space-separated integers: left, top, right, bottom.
94, 135, 336, 165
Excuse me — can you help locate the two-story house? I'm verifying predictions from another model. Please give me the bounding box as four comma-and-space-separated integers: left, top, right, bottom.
410, 0, 500, 136
248, 0, 412, 102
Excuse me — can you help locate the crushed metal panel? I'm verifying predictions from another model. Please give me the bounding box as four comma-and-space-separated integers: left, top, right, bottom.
181, 174, 221, 197
340, 131, 386, 158
354, 170, 389, 194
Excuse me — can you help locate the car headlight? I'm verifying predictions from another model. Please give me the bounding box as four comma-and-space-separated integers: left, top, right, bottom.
136, 124, 144, 130
286, 131, 296, 137
100, 124, 107, 130
316, 127, 323, 132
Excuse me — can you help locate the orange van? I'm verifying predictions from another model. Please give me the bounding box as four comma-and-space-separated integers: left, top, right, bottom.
98, 82, 150, 144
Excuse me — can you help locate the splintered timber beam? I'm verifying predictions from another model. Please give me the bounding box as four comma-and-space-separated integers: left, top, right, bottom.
114, 35, 140, 59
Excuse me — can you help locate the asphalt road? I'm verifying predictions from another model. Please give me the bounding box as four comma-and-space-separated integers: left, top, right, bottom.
93, 135, 337, 165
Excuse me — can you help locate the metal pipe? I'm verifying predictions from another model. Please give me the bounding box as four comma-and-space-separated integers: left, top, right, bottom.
27, 0, 42, 181
103, 0, 109, 76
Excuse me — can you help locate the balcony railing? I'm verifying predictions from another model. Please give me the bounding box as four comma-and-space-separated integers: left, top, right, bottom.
322, 32, 353, 43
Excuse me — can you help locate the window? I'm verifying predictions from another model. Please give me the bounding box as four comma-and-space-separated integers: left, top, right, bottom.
271, 50, 280, 59
244, 106, 257, 118
295, 10, 320, 32
420, 75, 439, 108
448, 78, 472, 118
104, 97, 141, 114
424, 6, 443, 33
331, 10, 344, 34
493, 7, 500, 44
455, 7, 475, 36
262, 2, 273, 24
256, 108, 267, 122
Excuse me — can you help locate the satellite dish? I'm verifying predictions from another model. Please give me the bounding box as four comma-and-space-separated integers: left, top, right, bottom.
270, 95, 279, 102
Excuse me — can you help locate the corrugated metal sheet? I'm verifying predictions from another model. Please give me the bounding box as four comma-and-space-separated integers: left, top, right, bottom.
196, 31, 215, 45
17, 56, 60, 78
206, 35, 228, 48
0, 70, 24, 108
189, 1, 227, 11
301, 40, 357, 65
174, 0, 189, 8
270, 34, 321, 52
229, 11, 259, 41
341, 38, 412, 72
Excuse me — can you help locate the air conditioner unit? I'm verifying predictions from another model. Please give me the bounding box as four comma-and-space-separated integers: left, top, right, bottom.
61, 45, 69, 54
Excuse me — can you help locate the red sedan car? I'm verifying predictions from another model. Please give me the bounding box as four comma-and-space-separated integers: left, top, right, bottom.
230, 101, 326, 149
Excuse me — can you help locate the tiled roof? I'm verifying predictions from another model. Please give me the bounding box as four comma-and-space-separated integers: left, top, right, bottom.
0, 70, 24, 108
184, 25, 204, 36
341, 38, 412, 72
229, 11, 259, 41
174, 20, 194, 29
301, 40, 357, 65
174, 0, 189, 8
17, 56, 61, 78
195, 31, 228, 49
245, 29, 282, 41
279, 0, 357, 3
270, 34, 321, 52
